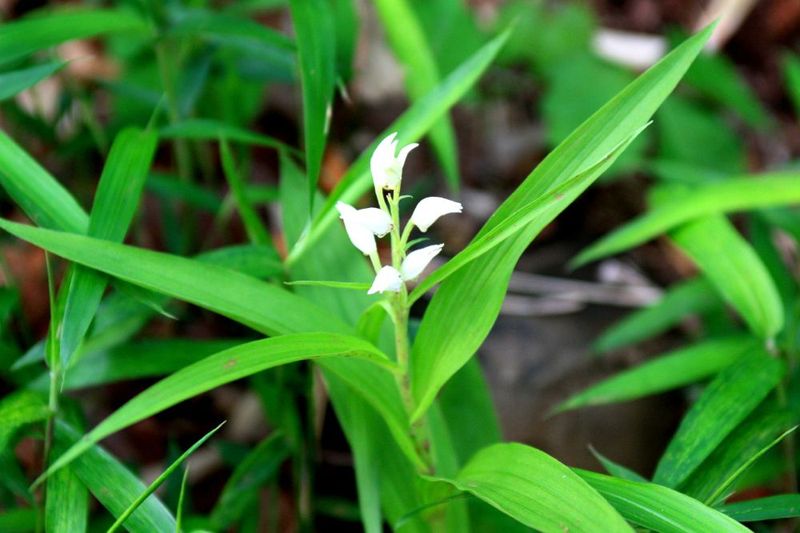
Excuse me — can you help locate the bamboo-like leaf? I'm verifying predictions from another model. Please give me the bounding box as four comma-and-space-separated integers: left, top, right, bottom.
374, 0, 459, 189
573, 173, 800, 267
0, 8, 147, 65
590, 448, 647, 483
44, 465, 87, 533
653, 349, 784, 488
720, 495, 800, 522
219, 139, 272, 245
61, 128, 157, 366
55, 423, 176, 533
0, 61, 67, 101
289, 0, 336, 206
576, 469, 749, 532
409, 25, 714, 421
159, 119, 296, 154
557, 335, 758, 412
594, 277, 720, 353
288, 28, 512, 264
670, 215, 784, 339
108, 422, 224, 532
438, 443, 631, 532
40, 333, 398, 483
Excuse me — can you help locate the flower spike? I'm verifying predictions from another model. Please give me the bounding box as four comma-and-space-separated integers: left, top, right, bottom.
401, 244, 443, 280
368, 266, 403, 294
410, 197, 462, 232
370, 132, 418, 191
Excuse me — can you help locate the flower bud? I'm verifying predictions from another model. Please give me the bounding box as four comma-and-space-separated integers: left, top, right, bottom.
401, 244, 443, 280
410, 197, 462, 232
370, 132, 418, 191
368, 266, 403, 294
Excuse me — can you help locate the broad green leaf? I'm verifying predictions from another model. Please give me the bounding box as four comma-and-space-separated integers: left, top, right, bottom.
41, 333, 397, 482
576, 469, 749, 532
720, 495, 800, 522
0, 130, 87, 233
374, 0, 459, 189
219, 139, 272, 245
0, 8, 147, 65
0, 61, 67, 101
210, 432, 290, 529
0, 219, 348, 337
159, 119, 296, 154
289, 0, 336, 206
558, 335, 758, 411
680, 400, 795, 504
670, 215, 783, 339
45, 465, 87, 533
573, 173, 800, 267
108, 422, 224, 532
594, 277, 719, 353
653, 349, 784, 487
439, 443, 631, 532
410, 25, 714, 420
55, 423, 175, 533
0, 390, 50, 450
288, 28, 511, 264
409, 131, 642, 303
61, 128, 157, 365
589, 447, 647, 483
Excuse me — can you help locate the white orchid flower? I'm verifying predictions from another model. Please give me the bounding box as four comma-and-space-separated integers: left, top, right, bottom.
410, 197, 462, 232
401, 244, 443, 280
370, 132, 418, 191
336, 202, 377, 255
353, 207, 393, 237
368, 266, 403, 294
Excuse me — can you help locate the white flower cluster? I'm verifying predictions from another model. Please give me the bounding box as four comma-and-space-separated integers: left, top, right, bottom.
336, 133, 462, 295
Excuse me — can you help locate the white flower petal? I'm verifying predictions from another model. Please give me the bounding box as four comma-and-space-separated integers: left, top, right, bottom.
354, 207, 393, 237
369, 132, 416, 191
410, 197, 463, 232
336, 201, 377, 255
401, 244, 443, 280
368, 266, 403, 294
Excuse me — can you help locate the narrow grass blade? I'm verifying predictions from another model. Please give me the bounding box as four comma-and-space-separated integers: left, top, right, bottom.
720, 495, 800, 522
374, 0, 459, 189
0, 130, 87, 232
219, 139, 272, 245
289, 0, 336, 207
159, 119, 297, 155
0, 8, 147, 65
0, 61, 67, 101
45, 465, 87, 533
410, 26, 714, 421
594, 277, 719, 353
61, 128, 157, 366
39, 333, 396, 483
589, 447, 647, 483
670, 215, 784, 339
175, 466, 189, 532
436, 443, 631, 532
557, 335, 758, 412
55, 423, 176, 533
108, 421, 225, 532
653, 349, 784, 488
576, 469, 749, 532
573, 173, 800, 267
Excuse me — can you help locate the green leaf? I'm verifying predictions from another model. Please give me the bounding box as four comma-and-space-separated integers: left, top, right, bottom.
557, 335, 759, 412
720, 495, 800, 522
108, 421, 224, 532
0, 390, 50, 451
0, 61, 67, 101
784, 53, 800, 116
219, 139, 272, 246
576, 469, 749, 532
146, 173, 222, 213
289, 0, 336, 206
439, 443, 631, 532
40, 333, 396, 482
288, 27, 512, 265
44, 464, 88, 533
573, 173, 800, 267
55, 423, 175, 533
0, 219, 349, 337
0, 130, 87, 232
0, 8, 147, 65
61, 128, 157, 366
374, 0, 459, 189
159, 119, 296, 155
670, 215, 784, 339
589, 447, 647, 483
285, 280, 370, 290
409, 25, 714, 421
653, 349, 784, 488
594, 277, 720, 353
